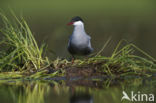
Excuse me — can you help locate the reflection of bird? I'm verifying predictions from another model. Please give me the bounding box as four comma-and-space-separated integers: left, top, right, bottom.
121, 91, 131, 101
67, 16, 93, 57
70, 93, 93, 103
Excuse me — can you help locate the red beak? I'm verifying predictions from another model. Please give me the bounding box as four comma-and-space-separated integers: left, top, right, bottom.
67, 22, 73, 26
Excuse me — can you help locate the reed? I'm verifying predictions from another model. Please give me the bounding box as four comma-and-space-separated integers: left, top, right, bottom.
0, 11, 49, 71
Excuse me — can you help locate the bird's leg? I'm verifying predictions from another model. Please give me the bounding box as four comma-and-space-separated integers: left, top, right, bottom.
71, 55, 75, 64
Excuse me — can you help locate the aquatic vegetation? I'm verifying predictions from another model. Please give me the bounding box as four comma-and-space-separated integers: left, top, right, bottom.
27, 40, 156, 79
0, 11, 50, 71
51, 40, 156, 79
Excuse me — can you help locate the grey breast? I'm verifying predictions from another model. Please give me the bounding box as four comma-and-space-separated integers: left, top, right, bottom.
68, 32, 93, 55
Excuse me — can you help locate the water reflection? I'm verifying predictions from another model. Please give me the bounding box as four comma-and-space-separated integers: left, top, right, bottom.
18, 82, 50, 103
70, 93, 93, 103
0, 76, 155, 103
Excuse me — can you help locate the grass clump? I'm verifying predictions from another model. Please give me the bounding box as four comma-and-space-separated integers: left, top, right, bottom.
47, 39, 156, 78
31, 41, 156, 79
0, 11, 49, 71
64, 40, 156, 77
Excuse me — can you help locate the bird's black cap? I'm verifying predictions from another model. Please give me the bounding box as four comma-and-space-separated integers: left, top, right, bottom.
71, 16, 84, 22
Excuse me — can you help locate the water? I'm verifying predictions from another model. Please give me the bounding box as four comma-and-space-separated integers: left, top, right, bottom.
0, 76, 155, 103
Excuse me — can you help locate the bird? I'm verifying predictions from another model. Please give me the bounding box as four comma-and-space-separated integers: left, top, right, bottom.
67, 16, 93, 58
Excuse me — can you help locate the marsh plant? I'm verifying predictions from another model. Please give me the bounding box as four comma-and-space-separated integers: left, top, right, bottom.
0, 11, 49, 71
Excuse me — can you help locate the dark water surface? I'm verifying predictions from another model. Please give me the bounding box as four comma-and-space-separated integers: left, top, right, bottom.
0, 76, 155, 103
